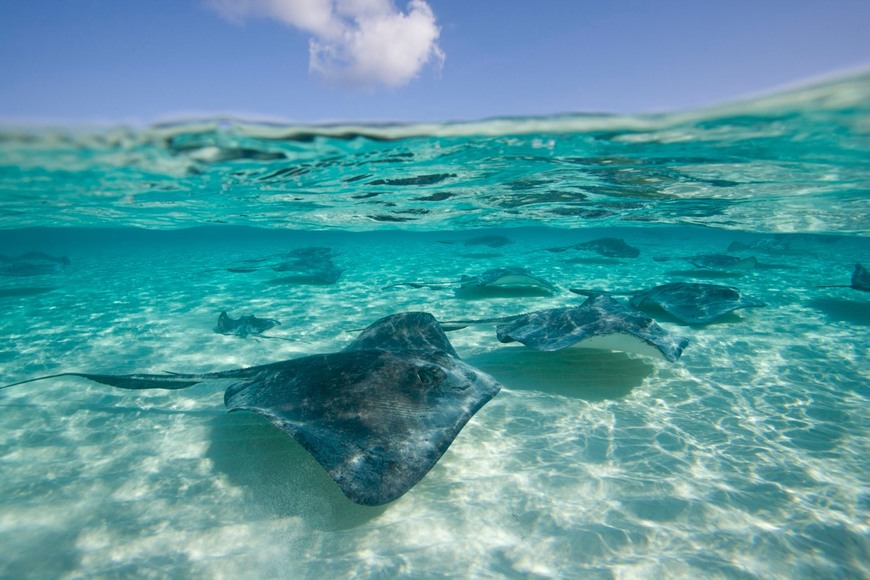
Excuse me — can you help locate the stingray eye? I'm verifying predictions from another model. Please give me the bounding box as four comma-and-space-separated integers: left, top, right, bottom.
417, 365, 443, 386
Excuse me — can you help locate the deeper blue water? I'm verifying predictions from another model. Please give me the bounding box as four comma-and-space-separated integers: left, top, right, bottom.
0, 74, 868, 578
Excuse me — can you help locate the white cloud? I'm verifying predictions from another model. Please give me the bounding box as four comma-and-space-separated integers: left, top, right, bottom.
208, 0, 444, 88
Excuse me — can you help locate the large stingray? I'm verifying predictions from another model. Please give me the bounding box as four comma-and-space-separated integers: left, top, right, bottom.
818, 263, 870, 292
441, 295, 688, 362
571, 282, 766, 324
1, 312, 502, 506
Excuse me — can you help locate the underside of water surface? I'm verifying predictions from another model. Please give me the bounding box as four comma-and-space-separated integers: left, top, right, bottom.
0, 73, 868, 578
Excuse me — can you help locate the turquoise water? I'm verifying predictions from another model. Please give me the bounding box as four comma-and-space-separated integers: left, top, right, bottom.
0, 74, 868, 578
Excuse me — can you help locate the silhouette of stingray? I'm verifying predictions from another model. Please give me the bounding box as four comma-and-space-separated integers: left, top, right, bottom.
214, 311, 281, 337
383, 267, 556, 295
543, 237, 640, 258
1, 312, 502, 506
727, 238, 817, 257
0, 252, 70, 276
225, 247, 343, 284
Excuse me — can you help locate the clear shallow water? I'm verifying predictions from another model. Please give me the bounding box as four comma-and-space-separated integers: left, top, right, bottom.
1, 75, 869, 578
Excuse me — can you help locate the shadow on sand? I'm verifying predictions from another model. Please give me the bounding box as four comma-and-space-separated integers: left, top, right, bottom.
205, 413, 386, 530
466, 347, 653, 401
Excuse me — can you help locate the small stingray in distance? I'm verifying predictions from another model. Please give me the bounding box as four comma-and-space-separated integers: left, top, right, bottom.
457, 267, 556, 294
817, 263, 869, 293
1, 312, 502, 506
571, 282, 766, 324
728, 238, 817, 257
543, 237, 640, 258
383, 267, 557, 297
653, 253, 757, 270
225, 247, 343, 284
269, 247, 344, 285
0, 252, 70, 277
441, 295, 689, 362
459, 252, 504, 260
215, 311, 281, 337
0, 286, 58, 298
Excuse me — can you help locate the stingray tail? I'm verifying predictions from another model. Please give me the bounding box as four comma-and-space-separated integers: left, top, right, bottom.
0, 373, 76, 391
1, 371, 207, 392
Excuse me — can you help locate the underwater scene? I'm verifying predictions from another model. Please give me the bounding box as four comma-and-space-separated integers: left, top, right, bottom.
0, 74, 868, 578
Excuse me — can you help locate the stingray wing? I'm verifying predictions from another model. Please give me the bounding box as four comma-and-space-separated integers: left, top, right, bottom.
223, 348, 501, 505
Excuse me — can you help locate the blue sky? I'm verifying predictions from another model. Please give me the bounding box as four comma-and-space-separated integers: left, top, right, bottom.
1, 0, 868, 124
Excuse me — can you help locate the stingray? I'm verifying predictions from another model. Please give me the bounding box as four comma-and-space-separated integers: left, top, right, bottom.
0, 252, 71, 277
269, 248, 343, 284
442, 295, 688, 362
226, 267, 260, 274
571, 282, 766, 324
728, 239, 817, 257
383, 267, 557, 296
459, 252, 504, 260
543, 237, 640, 258
817, 263, 870, 292
653, 254, 757, 270
281, 247, 335, 260
1, 312, 502, 506
223, 247, 344, 284
214, 311, 281, 337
